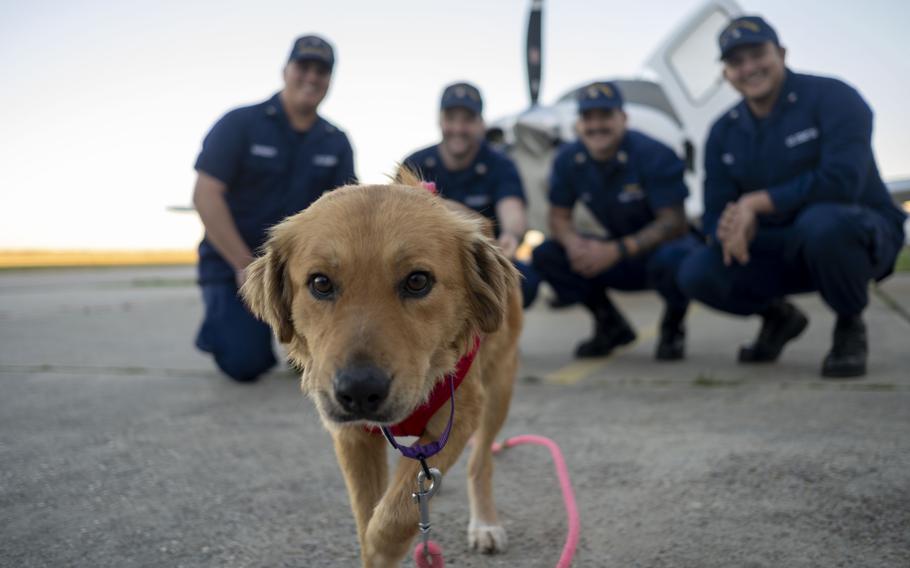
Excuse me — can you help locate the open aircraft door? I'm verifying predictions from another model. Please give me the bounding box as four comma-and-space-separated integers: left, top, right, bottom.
643, 0, 743, 219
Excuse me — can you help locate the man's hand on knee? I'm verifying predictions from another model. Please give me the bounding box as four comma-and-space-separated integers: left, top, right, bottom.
718, 202, 757, 266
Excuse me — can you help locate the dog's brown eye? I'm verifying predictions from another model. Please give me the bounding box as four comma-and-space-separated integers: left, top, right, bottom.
309, 274, 335, 299
402, 271, 433, 298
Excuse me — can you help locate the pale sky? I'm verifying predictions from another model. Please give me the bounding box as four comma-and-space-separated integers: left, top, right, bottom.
2, 0, 908, 250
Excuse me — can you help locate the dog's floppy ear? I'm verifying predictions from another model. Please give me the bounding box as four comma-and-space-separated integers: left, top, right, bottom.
240, 240, 295, 344
462, 233, 520, 334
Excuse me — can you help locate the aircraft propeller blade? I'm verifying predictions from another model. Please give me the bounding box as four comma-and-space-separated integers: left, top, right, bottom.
526, 0, 543, 107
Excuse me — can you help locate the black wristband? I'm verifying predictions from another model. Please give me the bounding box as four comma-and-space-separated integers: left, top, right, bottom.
616, 238, 628, 259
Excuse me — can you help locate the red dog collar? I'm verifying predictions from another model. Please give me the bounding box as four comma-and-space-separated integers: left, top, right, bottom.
374, 335, 481, 438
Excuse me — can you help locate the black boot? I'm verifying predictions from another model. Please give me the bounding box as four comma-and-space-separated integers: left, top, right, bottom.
575, 293, 636, 358
655, 306, 687, 361
738, 300, 809, 363
821, 315, 867, 378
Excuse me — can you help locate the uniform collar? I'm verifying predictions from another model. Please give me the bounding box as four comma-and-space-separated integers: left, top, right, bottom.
765, 69, 799, 121
263, 92, 332, 138
728, 69, 799, 133
431, 140, 490, 176
576, 135, 630, 170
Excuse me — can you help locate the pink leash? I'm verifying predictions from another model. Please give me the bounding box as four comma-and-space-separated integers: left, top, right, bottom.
492, 435, 580, 568
413, 434, 580, 568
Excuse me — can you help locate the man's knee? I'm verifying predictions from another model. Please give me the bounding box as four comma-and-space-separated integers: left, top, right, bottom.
795, 203, 865, 260
197, 284, 277, 382
677, 246, 723, 302
214, 344, 276, 382
531, 239, 568, 273
515, 260, 541, 309
531, 239, 594, 306
647, 237, 699, 281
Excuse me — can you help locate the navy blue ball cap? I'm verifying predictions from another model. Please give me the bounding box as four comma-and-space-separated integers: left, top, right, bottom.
440, 82, 483, 115
288, 34, 335, 70
577, 81, 624, 112
718, 16, 780, 60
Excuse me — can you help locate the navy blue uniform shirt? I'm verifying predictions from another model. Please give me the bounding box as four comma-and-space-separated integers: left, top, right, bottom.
703, 70, 906, 237
403, 141, 525, 232
195, 92, 356, 282
549, 130, 689, 237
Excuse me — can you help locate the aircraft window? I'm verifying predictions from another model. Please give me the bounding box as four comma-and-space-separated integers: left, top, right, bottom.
665, 9, 730, 105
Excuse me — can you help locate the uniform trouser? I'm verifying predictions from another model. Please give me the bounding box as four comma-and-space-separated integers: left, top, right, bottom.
514, 259, 541, 309
677, 203, 904, 317
532, 234, 700, 310
195, 282, 277, 381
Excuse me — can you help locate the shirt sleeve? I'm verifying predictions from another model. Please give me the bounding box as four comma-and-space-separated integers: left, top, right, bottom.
193, 109, 247, 186
766, 83, 874, 217
641, 143, 689, 211
332, 134, 357, 187
494, 157, 526, 203
548, 149, 577, 209
702, 122, 740, 238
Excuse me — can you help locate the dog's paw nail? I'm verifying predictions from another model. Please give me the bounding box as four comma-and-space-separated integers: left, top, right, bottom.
467, 520, 507, 554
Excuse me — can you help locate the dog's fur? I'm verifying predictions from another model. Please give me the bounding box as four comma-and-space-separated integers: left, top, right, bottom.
241, 176, 522, 567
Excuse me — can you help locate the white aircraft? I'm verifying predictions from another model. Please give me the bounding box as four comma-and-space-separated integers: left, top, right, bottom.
491, 0, 910, 240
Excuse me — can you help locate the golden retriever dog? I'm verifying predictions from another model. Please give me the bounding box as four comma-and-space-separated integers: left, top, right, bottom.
240, 174, 522, 567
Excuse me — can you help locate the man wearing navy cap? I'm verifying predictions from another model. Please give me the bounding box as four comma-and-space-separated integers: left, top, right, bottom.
402, 81, 540, 308
532, 82, 699, 359
192, 34, 356, 382
678, 16, 906, 377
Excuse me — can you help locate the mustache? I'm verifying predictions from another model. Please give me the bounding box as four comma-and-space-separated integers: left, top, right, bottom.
582, 128, 612, 137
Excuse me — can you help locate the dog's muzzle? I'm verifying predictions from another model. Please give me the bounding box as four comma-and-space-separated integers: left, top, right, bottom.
332, 364, 391, 419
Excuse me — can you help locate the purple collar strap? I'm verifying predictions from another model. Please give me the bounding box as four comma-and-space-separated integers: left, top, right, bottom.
380, 375, 456, 460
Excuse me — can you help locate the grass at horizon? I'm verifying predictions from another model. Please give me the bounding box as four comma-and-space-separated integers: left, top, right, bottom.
896, 247, 910, 273
0, 250, 196, 269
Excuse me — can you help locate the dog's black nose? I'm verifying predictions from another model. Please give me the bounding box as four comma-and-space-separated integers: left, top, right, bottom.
333, 365, 391, 417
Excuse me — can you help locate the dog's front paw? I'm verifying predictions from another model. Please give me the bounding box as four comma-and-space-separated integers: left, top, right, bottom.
468, 518, 507, 554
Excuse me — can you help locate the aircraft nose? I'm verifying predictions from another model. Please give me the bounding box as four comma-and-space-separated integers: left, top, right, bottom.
333, 364, 391, 417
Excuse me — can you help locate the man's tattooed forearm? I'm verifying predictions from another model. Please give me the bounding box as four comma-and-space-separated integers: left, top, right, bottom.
630, 205, 687, 255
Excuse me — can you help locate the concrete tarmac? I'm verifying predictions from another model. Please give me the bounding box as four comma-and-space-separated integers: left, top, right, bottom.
1, 266, 908, 567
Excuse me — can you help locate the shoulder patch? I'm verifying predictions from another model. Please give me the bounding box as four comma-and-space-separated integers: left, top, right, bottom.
618, 183, 646, 203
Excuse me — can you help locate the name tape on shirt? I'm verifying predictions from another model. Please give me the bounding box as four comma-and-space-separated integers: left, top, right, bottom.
250, 144, 278, 158
313, 154, 339, 167
784, 127, 819, 149
465, 194, 493, 208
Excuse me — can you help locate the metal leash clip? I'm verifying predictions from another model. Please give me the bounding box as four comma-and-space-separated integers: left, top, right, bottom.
412, 466, 442, 556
